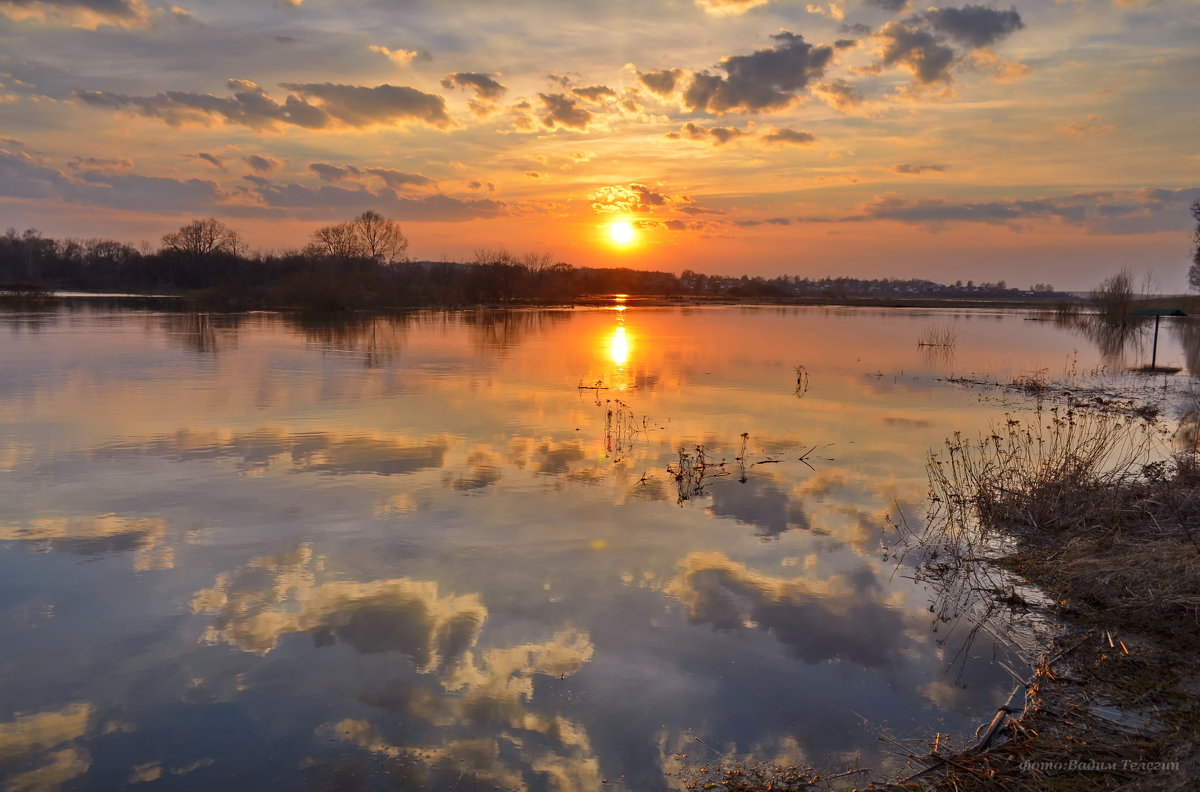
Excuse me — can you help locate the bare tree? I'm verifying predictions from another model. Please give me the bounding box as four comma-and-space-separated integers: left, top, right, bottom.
351, 210, 408, 265
307, 211, 409, 265
161, 218, 242, 258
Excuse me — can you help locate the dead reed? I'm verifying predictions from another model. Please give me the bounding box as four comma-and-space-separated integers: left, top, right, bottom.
887, 402, 1200, 790
917, 324, 958, 349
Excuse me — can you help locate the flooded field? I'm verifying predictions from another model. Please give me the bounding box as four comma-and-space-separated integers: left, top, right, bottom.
0, 303, 1194, 791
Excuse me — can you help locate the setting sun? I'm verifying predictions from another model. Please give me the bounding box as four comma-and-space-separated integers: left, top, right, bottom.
606, 220, 638, 248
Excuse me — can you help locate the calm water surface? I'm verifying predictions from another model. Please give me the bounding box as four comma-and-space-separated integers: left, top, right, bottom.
0, 304, 1193, 790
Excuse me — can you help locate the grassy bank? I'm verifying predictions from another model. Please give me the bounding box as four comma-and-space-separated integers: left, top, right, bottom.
885, 404, 1200, 791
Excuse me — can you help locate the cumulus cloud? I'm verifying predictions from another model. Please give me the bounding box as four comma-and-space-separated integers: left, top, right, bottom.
892, 162, 948, 173
0, 0, 151, 29
683, 31, 835, 114
695, 0, 772, 15
440, 72, 507, 101
74, 79, 452, 131
666, 122, 748, 145
762, 127, 816, 145
243, 154, 280, 173
537, 93, 592, 129
865, 0, 908, 10
873, 6, 1026, 86
637, 68, 685, 96
837, 187, 1200, 234
572, 84, 617, 102
665, 551, 911, 667
925, 5, 1024, 49
812, 78, 866, 111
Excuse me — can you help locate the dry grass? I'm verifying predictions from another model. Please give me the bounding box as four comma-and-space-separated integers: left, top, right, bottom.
884, 403, 1200, 791
917, 324, 958, 348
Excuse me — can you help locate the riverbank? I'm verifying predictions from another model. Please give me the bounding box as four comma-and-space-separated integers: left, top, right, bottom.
882, 400, 1200, 791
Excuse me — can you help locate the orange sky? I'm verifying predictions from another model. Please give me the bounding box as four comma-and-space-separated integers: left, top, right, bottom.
0, 0, 1197, 288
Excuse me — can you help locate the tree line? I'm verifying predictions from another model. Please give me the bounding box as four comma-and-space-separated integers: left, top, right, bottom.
1, 212, 1063, 310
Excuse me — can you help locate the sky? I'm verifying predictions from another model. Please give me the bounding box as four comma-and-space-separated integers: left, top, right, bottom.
0, 0, 1197, 289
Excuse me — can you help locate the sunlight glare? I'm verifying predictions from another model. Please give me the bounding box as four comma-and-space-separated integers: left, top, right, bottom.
609, 325, 629, 366
606, 221, 637, 247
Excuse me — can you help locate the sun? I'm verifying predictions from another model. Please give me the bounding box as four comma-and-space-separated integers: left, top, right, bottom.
606, 220, 638, 247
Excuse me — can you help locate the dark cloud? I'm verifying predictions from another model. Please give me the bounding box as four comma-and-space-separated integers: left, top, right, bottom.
665, 552, 910, 667
864, 0, 908, 11
892, 163, 948, 174
666, 122, 748, 145
572, 84, 617, 102
75, 79, 452, 130
0, 0, 150, 27
243, 154, 280, 173
925, 5, 1024, 49
537, 93, 592, 129
310, 162, 360, 182
279, 81, 452, 128
245, 179, 505, 222
67, 155, 132, 171
735, 217, 792, 226
814, 78, 866, 110
708, 479, 809, 538
876, 22, 957, 84
837, 187, 1200, 234
683, 31, 835, 113
874, 6, 1025, 85
841, 22, 874, 36
440, 72, 507, 100
762, 127, 815, 145
365, 168, 433, 189
196, 152, 225, 169
637, 68, 684, 96
834, 38, 858, 49
0, 149, 491, 221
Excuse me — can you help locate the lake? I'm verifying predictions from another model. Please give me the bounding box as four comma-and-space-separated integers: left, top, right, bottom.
0, 302, 1193, 790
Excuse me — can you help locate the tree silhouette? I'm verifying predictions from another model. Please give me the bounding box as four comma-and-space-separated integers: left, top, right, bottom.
161, 218, 242, 259
1189, 199, 1200, 292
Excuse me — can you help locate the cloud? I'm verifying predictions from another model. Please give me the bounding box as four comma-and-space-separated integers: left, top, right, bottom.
873, 6, 1025, 86
735, 217, 792, 226
864, 0, 908, 11
683, 31, 835, 114
0, 0, 151, 29
762, 127, 816, 145
537, 93, 592, 129
892, 162, 948, 173
694, 0, 772, 15
1060, 114, 1114, 138
875, 22, 957, 84
589, 183, 697, 214
196, 152, 225, 169
811, 78, 866, 111
664, 551, 912, 667
243, 154, 280, 173
666, 122, 748, 145
838, 187, 1200, 234
571, 85, 617, 102
66, 155, 133, 171
365, 167, 434, 189
367, 44, 427, 66
440, 72, 507, 101
74, 79, 452, 131
924, 5, 1024, 49
637, 68, 684, 96
246, 179, 504, 222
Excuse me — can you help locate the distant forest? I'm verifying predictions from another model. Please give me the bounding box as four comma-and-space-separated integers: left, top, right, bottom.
0, 214, 1063, 310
